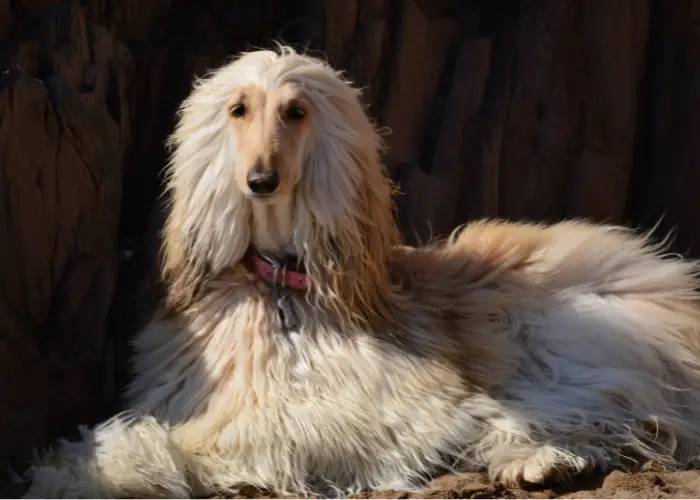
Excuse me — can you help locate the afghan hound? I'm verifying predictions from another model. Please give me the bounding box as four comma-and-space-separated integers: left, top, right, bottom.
23, 45, 700, 498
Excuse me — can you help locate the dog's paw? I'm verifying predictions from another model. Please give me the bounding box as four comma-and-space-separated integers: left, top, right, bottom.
490, 445, 590, 488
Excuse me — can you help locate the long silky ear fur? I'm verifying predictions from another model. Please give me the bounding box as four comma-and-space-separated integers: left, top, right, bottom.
288, 65, 402, 328
160, 64, 254, 311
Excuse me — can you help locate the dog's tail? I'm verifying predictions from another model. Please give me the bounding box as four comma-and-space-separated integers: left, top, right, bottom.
532, 220, 699, 299
452, 218, 700, 299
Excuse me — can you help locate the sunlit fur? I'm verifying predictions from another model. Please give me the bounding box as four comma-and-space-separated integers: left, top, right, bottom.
23, 45, 700, 499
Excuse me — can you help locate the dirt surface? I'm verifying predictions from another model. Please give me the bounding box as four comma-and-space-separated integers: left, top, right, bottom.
5, 468, 700, 498
230, 468, 700, 499
356, 470, 700, 499
6, 468, 700, 499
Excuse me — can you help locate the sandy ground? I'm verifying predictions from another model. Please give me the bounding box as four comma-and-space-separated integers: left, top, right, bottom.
352, 470, 700, 499
231, 468, 700, 499
5, 468, 700, 498
5, 456, 699, 498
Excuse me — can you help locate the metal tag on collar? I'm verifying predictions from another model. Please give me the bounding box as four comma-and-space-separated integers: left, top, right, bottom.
262, 254, 298, 331
274, 286, 299, 332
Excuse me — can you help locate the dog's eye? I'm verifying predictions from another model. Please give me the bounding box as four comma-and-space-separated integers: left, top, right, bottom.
286, 106, 305, 121
230, 103, 246, 118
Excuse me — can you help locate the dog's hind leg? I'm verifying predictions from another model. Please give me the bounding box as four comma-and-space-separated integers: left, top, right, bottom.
22, 413, 195, 499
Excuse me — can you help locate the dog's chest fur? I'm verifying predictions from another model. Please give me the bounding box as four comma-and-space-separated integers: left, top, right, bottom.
125, 281, 494, 487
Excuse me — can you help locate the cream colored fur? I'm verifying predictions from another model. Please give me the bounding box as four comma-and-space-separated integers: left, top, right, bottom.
22, 45, 700, 498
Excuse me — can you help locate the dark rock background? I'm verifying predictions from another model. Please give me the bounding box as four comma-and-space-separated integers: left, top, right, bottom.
1, 0, 699, 492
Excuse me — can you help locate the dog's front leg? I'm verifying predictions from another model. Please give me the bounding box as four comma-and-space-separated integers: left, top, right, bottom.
22, 413, 195, 499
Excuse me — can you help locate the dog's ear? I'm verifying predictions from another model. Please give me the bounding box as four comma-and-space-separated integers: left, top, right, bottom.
341, 127, 399, 315
160, 188, 209, 311
160, 84, 252, 310
297, 90, 400, 326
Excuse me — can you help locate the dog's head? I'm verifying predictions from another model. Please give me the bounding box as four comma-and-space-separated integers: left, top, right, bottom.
162, 45, 399, 323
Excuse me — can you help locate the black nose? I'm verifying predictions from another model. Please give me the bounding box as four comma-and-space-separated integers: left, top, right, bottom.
246, 168, 280, 195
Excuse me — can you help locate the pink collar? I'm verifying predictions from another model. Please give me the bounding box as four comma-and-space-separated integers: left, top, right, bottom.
250, 251, 313, 291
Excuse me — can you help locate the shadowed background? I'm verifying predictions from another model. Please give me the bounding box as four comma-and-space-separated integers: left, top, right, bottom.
1, 0, 699, 489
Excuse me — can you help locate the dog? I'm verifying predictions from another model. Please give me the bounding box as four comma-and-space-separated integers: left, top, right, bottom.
22, 45, 700, 498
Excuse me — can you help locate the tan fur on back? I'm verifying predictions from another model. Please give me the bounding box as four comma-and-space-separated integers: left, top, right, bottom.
22, 46, 700, 499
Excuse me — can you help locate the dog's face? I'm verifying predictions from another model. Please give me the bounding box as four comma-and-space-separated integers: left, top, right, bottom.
228, 83, 313, 202
163, 47, 401, 318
